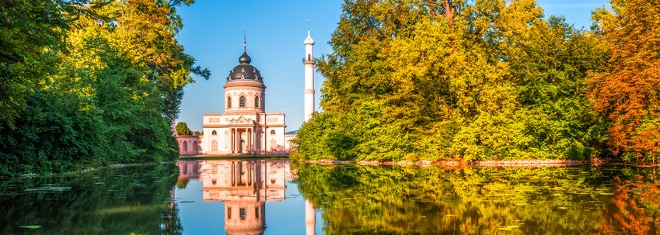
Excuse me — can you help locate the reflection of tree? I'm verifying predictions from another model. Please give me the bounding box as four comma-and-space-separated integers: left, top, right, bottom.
0, 164, 180, 234
600, 175, 659, 235
294, 164, 660, 234
163, 195, 183, 235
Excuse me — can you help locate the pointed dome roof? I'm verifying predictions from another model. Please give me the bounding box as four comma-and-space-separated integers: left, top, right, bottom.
304, 20, 315, 45
238, 52, 251, 64
227, 42, 263, 82
304, 32, 314, 45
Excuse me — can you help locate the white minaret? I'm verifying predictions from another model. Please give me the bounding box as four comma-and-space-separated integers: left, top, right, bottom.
303, 20, 315, 122
305, 198, 316, 235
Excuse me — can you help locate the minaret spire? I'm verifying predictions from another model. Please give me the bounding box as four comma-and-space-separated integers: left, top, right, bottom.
243, 31, 247, 53
307, 19, 311, 36
303, 20, 315, 122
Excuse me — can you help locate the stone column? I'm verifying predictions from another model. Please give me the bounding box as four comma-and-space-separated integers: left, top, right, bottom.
231, 161, 236, 186
236, 129, 241, 153
230, 128, 235, 153
233, 129, 239, 153
248, 161, 253, 187
254, 128, 259, 153
241, 129, 245, 153
248, 128, 252, 153
263, 128, 267, 154
232, 129, 235, 153
239, 129, 244, 153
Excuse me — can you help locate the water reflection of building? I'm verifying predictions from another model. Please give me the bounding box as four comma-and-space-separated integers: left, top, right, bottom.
177, 160, 201, 182
199, 159, 291, 235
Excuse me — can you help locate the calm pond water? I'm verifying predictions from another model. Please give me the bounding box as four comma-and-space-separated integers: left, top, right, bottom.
1, 159, 659, 234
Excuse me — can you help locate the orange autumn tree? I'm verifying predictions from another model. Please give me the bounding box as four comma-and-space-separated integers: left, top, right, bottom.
588, 0, 660, 163
599, 175, 660, 235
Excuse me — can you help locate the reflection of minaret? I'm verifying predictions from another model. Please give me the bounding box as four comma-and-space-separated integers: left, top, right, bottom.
303, 19, 315, 122
305, 198, 316, 235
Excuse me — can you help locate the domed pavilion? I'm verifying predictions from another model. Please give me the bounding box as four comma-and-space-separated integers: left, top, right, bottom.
199, 40, 287, 155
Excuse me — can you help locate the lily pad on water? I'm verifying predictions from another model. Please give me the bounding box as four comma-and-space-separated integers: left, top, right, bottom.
24, 186, 72, 192
20, 225, 41, 229
497, 225, 520, 231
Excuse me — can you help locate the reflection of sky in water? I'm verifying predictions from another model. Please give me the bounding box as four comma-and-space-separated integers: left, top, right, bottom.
176, 178, 322, 235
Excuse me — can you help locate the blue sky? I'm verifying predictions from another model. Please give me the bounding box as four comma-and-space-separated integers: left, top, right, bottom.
175, 0, 609, 132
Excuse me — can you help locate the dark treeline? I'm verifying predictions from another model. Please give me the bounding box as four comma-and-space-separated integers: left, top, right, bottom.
0, 0, 209, 176
293, 0, 660, 163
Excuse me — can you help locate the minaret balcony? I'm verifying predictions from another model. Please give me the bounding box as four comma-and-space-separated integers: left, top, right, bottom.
302, 58, 315, 64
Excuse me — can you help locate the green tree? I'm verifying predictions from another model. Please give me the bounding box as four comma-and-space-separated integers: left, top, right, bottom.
0, 0, 84, 129
110, 0, 210, 122
175, 122, 193, 136
501, 15, 608, 160
0, 0, 207, 176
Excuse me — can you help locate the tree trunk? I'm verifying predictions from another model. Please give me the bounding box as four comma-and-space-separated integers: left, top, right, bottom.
444, 0, 454, 27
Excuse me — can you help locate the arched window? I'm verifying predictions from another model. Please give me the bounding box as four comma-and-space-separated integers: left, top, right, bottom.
254, 96, 259, 108
270, 130, 276, 135
239, 96, 246, 107
212, 130, 217, 136
227, 97, 232, 108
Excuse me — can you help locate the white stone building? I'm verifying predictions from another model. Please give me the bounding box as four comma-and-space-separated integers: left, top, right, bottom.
199, 42, 287, 155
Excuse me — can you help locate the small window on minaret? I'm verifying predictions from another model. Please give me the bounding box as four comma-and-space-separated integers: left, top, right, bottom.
255, 96, 260, 108
239, 96, 246, 107
227, 97, 232, 108
308, 54, 311, 61
270, 130, 275, 135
